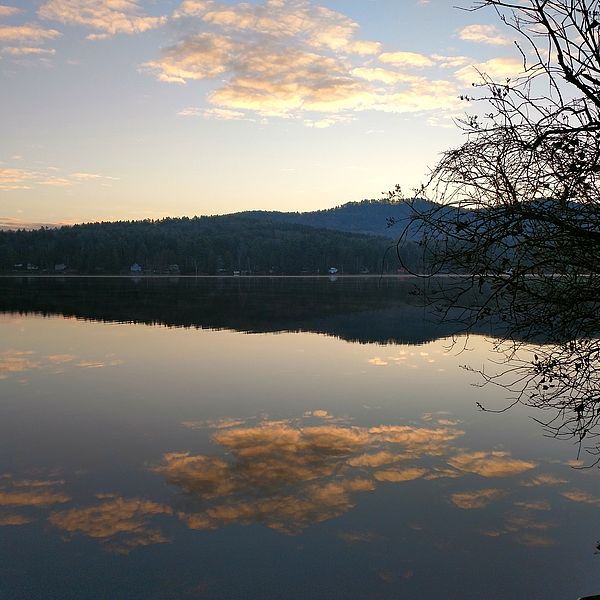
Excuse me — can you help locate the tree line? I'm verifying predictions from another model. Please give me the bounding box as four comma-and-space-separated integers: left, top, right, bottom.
0, 215, 424, 275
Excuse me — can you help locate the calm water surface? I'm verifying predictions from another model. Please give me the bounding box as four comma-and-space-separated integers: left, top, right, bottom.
0, 277, 599, 599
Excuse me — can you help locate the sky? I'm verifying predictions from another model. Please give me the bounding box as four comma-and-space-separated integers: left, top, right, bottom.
0, 0, 526, 227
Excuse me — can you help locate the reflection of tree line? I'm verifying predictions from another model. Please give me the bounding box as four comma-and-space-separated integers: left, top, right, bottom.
1, 414, 589, 555
5, 275, 599, 460
0, 276, 471, 345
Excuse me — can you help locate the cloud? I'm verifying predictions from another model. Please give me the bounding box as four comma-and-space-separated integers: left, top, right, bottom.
0, 4, 20, 17
145, 0, 462, 124
379, 51, 434, 68
0, 166, 117, 190
0, 24, 61, 42
352, 66, 423, 85
178, 106, 248, 121
450, 488, 505, 509
0, 217, 67, 230
38, 0, 167, 38
448, 451, 536, 478
1, 46, 56, 55
143, 33, 234, 83
455, 57, 524, 84
431, 54, 471, 68
458, 24, 511, 46
38, 177, 72, 186
175, 0, 380, 55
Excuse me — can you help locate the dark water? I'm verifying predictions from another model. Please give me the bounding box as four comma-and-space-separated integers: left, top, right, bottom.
0, 277, 599, 599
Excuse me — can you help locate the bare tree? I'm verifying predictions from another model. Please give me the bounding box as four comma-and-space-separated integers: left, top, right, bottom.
390, 0, 600, 458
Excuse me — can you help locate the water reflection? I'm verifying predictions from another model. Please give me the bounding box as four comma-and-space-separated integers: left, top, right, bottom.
0, 276, 470, 345
155, 418, 463, 535
3, 410, 577, 562
0, 409, 579, 556
49, 496, 172, 555
1, 280, 600, 598
0, 346, 122, 382
0, 474, 70, 530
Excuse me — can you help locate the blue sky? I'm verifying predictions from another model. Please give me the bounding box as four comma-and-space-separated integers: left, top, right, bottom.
0, 0, 524, 226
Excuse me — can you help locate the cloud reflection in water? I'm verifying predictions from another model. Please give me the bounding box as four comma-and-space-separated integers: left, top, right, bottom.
156, 418, 465, 534
49, 496, 173, 555
1, 414, 584, 555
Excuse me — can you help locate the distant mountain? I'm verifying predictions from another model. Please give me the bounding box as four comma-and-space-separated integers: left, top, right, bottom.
238, 198, 435, 239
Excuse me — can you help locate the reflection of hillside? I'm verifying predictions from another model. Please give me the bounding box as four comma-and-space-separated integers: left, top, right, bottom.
0, 277, 469, 345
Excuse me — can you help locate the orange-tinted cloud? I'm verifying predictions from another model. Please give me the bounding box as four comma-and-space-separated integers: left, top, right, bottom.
145, 0, 463, 123
379, 51, 434, 68
455, 57, 524, 84
457, 24, 511, 46
0, 24, 61, 42
0, 5, 21, 17
1, 45, 55, 55
38, 0, 167, 38
448, 451, 536, 478
0, 166, 117, 191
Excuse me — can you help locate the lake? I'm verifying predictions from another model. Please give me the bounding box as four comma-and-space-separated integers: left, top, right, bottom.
0, 276, 598, 599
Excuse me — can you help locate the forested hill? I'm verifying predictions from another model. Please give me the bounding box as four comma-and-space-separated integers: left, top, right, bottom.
0, 212, 425, 275
0, 199, 428, 275
239, 198, 432, 238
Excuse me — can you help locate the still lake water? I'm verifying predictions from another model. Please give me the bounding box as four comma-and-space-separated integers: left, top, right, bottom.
0, 276, 599, 599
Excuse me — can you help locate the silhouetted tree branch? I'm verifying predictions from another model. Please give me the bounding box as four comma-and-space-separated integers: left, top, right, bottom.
390, 0, 600, 458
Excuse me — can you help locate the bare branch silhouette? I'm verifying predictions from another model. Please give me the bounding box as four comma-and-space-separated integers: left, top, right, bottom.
390, 0, 600, 459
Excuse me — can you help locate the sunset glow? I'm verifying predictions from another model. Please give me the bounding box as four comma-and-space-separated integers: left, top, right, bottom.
2, 1, 521, 226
